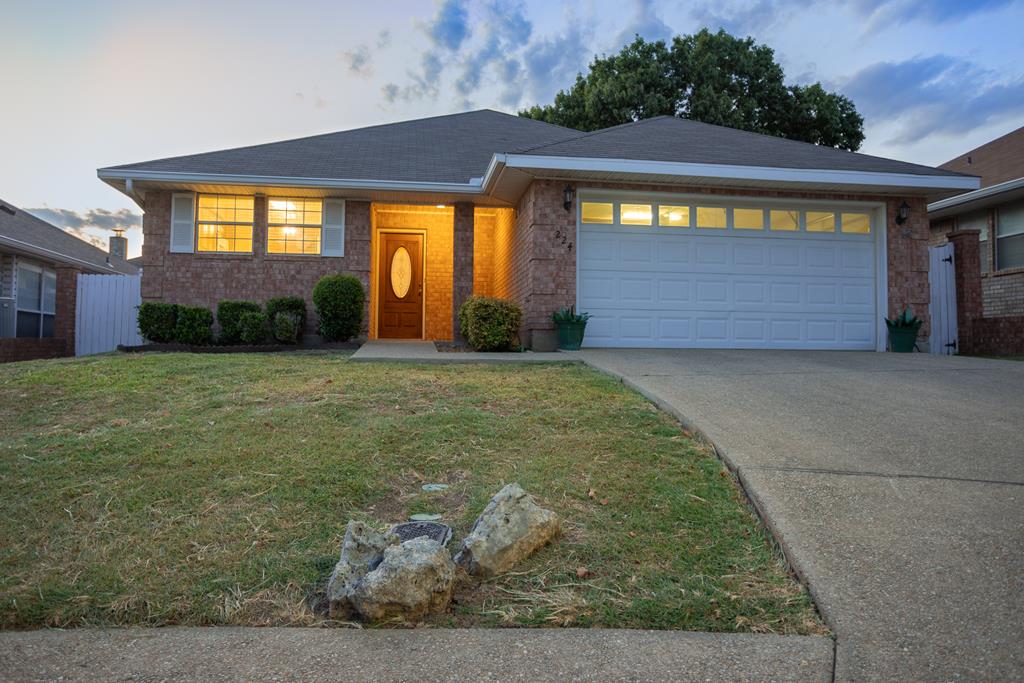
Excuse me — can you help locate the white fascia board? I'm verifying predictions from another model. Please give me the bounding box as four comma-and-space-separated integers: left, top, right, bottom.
97, 168, 486, 195
927, 176, 1024, 213
502, 154, 981, 192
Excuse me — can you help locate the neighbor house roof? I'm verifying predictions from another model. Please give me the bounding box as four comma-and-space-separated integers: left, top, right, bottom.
928, 176, 1024, 219
0, 199, 138, 275
99, 109, 979, 202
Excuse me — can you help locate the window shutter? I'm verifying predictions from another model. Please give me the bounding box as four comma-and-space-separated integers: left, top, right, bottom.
321, 199, 345, 257
169, 193, 196, 253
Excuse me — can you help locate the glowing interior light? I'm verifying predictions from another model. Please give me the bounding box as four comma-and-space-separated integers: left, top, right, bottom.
436, 204, 446, 209
283, 226, 296, 236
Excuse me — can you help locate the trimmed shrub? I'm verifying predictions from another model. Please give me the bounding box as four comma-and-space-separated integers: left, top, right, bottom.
174, 306, 213, 345
312, 274, 365, 342
217, 300, 262, 344
266, 296, 306, 343
458, 296, 523, 351
137, 302, 179, 343
238, 311, 268, 345
272, 311, 303, 345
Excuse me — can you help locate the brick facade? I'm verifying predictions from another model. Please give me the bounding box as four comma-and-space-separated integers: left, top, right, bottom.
452, 203, 474, 343
947, 229, 1024, 354
0, 338, 68, 363
939, 125, 1024, 188
0, 264, 79, 363
140, 191, 370, 334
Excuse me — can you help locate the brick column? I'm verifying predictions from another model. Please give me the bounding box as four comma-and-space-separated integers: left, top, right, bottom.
452, 203, 474, 343
946, 229, 982, 354
54, 265, 81, 356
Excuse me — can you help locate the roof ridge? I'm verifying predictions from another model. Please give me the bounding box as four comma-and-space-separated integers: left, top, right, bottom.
514, 116, 663, 154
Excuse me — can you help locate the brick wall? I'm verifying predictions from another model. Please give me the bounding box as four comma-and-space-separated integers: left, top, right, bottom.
947, 229, 1024, 354
140, 191, 370, 335
452, 203, 474, 342
512, 179, 932, 345
0, 338, 68, 363
939, 126, 1024, 188
473, 211, 496, 297
54, 266, 79, 354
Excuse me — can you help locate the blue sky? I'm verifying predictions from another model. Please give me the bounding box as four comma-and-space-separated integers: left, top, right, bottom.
3, 0, 1023, 257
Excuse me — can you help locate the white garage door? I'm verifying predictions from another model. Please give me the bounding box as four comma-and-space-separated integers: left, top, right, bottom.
577, 196, 881, 349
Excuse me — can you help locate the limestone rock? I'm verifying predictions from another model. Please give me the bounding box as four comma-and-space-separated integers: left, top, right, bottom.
351, 537, 456, 621
454, 483, 560, 577
326, 521, 399, 619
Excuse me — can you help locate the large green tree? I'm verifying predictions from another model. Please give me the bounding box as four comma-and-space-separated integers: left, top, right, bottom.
520, 29, 865, 151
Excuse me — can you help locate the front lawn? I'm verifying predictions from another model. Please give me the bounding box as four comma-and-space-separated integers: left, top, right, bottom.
0, 352, 823, 634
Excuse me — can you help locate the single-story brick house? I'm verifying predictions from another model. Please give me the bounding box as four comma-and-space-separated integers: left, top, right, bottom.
98, 110, 978, 351
1, 199, 137, 362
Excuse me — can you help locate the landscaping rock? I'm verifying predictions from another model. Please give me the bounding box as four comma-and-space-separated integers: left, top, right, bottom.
326, 521, 399, 619
351, 537, 456, 621
454, 483, 560, 577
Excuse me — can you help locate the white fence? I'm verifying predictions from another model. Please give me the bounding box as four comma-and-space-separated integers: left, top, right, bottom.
75, 273, 143, 356
928, 243, 958, 355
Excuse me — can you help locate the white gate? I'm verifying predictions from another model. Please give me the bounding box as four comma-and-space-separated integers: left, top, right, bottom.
928, 243, 958, 355
75, 273, 143, 356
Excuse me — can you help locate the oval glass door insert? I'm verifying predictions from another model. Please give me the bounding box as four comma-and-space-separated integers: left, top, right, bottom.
390, 246, 412, 298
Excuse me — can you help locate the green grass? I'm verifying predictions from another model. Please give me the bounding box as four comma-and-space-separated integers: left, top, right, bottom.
0, 352, 824, 634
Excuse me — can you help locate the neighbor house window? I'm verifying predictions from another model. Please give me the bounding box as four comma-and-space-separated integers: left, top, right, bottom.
770, 210, 799, 231
806, 211, 835, 233
268, 198, 323, 254
658, 205, 690, 227
733, 208, 764, 230
620, 203, 652, 226
841, 213, 871, 234
15, 262, 55, 338
196, 194, 254, 253
696, 207, 726, 229
996, 199, 1024, 270
958, 210, 990, 274
581, 202, 614, 224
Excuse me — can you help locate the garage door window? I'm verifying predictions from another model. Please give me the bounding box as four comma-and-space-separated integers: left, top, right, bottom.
841, 213, 871, 234
806, 212, 836, 233
620, 204, 653, 226
770, 210, 799, 231
733, 208, 765, 230
658, 205, 690, 227
696, 207, 727, 229
581, 202, 614, 224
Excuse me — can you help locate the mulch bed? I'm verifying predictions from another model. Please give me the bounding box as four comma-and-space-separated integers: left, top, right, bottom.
118, 341, 361, 354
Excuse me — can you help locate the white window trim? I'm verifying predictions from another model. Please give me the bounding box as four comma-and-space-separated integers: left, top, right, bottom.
14, 260, 56, 338
194, 193, 256, 255
266, 196, 325, 256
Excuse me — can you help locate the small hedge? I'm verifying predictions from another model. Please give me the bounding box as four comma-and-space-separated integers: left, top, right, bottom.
217, 300, 262, 344
313, 274, 365, 342
458, 296, 522, 351
266, 296, 306, 343
238, 311, 268, 345
174, 306, 213, 345
137, 302, 179, 343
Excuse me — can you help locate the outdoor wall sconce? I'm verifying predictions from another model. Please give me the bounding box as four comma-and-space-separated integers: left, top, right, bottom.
895, 200, 911, 225
563, 185, 575, 211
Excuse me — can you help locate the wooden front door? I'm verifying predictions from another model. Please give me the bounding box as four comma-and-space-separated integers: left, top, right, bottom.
377, 233, 424, 339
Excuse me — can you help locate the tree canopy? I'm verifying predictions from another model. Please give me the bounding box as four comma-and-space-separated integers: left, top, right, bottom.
519, 29, 865, 151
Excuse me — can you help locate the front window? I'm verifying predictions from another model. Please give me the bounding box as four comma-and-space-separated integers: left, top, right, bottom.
16, 262, 55, 338
268, 198, 323, 254
996, 200, 1024, 270
196, 194, 254, 253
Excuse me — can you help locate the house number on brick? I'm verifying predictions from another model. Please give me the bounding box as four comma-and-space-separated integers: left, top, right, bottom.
554, 229, 573, 251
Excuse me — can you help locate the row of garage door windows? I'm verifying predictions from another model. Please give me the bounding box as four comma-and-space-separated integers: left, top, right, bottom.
580, 201, 872, 235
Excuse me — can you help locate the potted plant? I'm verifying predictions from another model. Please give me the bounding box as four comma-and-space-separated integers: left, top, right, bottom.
885, 307, 923, 353
552, 306, 591, 350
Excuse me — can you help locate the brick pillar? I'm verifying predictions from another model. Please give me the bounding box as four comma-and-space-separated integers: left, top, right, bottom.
946, 229, 982, 354
54, 265, 81, 356
452, 203, 474, 343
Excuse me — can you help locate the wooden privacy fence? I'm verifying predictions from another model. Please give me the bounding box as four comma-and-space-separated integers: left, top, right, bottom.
928, 243, 958, 355
75, 273, 142, 356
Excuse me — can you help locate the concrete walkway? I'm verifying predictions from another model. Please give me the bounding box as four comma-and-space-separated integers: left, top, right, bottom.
351, 339, 573, 363
579, 349, 1024, 682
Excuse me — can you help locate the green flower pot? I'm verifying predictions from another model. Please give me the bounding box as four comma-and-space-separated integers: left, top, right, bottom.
556, 321, 587, 350
888, 327, 919, 353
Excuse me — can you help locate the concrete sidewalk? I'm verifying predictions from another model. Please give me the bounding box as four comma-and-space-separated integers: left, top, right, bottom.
0, 627, 833, 683
580, 349, 1024, 682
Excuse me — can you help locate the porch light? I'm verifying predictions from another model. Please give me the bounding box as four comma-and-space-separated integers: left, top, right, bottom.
563, 185, 575, 211
895, 200, 911, 225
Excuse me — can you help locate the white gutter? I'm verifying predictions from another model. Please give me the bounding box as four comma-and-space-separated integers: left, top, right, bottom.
0, 234, 124, 273
502, 154, 981, 192
927, 176, 1024, 213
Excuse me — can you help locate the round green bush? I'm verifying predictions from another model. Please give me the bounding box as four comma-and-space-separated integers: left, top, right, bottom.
272, 311, 303, 345
137, 302, 179, 343
217, 300, 262, 344
458, 296, 523, 351
238, 311, 268, 345
174, 306, 213, 345
312, 274, 365, 341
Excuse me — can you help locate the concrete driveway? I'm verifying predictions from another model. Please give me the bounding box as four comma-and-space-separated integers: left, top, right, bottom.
580, 350, 1024, 682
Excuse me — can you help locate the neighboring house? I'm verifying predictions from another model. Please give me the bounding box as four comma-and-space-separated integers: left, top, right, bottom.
0, 199, 137, 362
98, 109, 977, 351
928, 126, 1024, 318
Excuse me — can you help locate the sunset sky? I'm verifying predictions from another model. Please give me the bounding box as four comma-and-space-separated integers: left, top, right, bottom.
3, 0, 1023, 257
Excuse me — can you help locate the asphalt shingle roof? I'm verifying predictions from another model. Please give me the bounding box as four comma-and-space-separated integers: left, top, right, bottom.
517, 116, 967, 177
0, 199, 138, 275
